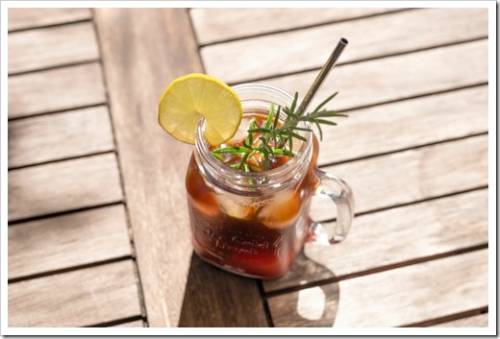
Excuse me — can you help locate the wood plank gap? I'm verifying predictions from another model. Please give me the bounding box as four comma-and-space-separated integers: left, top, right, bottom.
402, 306, 488, 327
228, 37, 488, 86
333, 82, 488, 114
8, 200, 124, 225
317, 186, 488, 226
187, 8, 207, 72
351, 185, 488, 220
319, 131, 489, 169
8, 254, 134, 284
265, 243, 488, 298
257, 280, 275, 327
86, 315, 145, 328
9, 259, 142, 326
8, 18, 92, 33
198, 9, 415, 47
7, 102, 107, 122
90, 8, 149, 325
8, 149, 116, 171
8, 58, 100, 77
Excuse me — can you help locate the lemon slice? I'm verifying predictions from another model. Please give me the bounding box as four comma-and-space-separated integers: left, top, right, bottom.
158, 73, 243, 145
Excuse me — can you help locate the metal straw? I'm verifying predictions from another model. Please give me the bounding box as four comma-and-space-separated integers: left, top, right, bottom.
297, 38, 348, 114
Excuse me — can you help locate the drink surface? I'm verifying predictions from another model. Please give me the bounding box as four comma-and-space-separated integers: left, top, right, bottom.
185, 112, 320, 278
211, 113, 294, 172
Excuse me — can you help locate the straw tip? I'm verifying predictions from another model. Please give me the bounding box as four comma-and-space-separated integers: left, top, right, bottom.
340, 38, 349, 45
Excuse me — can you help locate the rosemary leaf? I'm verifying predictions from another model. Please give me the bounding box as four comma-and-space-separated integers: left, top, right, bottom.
310, 110, 348, 118
290, 92, 298, 115
311, 118, 338, 126
248, 127, 272, 133
312, 92, 338, 113
292, 126, 314, 132
212, 146, 248, 154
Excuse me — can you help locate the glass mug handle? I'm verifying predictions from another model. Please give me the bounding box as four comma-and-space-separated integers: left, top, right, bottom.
310, 168, 355, 244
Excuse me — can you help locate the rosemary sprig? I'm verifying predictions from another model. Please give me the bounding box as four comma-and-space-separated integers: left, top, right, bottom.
211, 91, 347, 172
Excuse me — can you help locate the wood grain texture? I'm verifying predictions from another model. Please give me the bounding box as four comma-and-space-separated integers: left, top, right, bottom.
8, 153, 123, 221
9, 22, 99, 74
9, 105, 114, 168
433, 313, 488, 327
264, 39, 488, 113
112, 319, 145, 327
268, 250, 488, 327
9, 63, 106, 118
202, 8, 487, 83
9, 205, 131, 279
314, 135, 488, 220
178, 253, 268, 326
8, 260, 142, 327
318, 86, 487, 165
8, 8, 92, 31
191, 8, 399, 44
94, 8, 267, 327
264, 189, 488, 292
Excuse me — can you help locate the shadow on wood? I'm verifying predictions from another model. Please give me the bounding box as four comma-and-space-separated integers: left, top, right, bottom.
267, 250, 340, 327
178, 252, 268, 327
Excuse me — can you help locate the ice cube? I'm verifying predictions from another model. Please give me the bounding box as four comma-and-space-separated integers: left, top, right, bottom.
189, 192, 220, 218
217, 194, 254, 220
258, 189, 301, 229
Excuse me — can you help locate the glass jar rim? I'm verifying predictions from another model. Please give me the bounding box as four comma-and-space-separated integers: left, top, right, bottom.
194, 83, 313, 194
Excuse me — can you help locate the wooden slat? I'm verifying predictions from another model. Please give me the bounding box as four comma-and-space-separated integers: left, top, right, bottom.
320, 86, 487, 165
178, 253, 268, 326
8, 8, 92, 31
8, 105, 114, 168
94, 8, 267, 327
266, 39, 487, 113
315, 135, 488, 220
8, 153, 123, 221
9, 22, 99, 74
268, 250, 488, 327
202, 8, 487, 83
433, 313, 488, 327
191, 8, 399, 44
8, 63, 106, 118
113, 319, 145, 327
9, 205, 131, 279
264, 189, 488, 292
8, 260, 142, 327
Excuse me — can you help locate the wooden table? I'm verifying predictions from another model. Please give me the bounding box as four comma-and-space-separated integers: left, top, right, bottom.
7, 8, 489, 328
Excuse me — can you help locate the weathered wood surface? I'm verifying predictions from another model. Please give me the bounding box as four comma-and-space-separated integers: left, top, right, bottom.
265, 39, 487, 112
113, 320, 145, 327
8, 260, 142, 327
9, 205, 131, 279
433, 313, 488, 327
202, 9, 487, 83
9, 22, 99, 74
9, 63, 106, 118
94, 8, 267, 327
265, 189, 487, 292
268, 250, 488, 327
8, 8, 92, 31
314, 135, 487, 220
319, 86, 487, 165
9, 105, 114, 168
6, 7, 490, 329
191, 8, 400, 44
178, 254, 268, 326
8, 153, 123, 221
